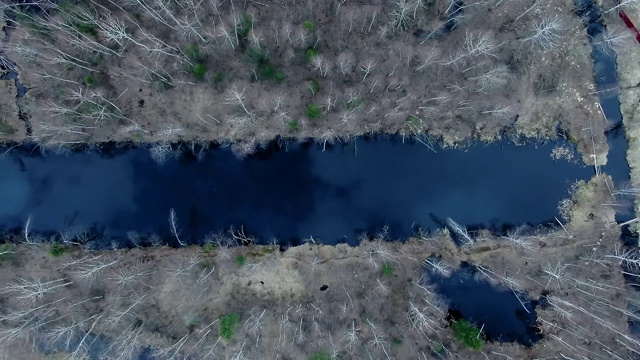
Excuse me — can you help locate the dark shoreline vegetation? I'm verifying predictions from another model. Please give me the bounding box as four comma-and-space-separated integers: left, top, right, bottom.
1, 0, 640, 358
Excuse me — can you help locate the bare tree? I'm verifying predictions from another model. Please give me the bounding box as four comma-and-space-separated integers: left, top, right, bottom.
469, 65, 509, 93
70, 255, 120, 283
225, 85, 251, 114
311, 56, 331, 77
480, 104, 512, 119
522, 16, 563, 50
3, 277, 72, 305
502, 225, 535, 250
424, 257, 450, 276
445, 217, 474, 245
542, 261, 569, 289
406, 301, 440, 335
604, 0, 640, 13
107, 264, 153, 291
390, 0, 421, 31
596, 25, 634, 54
150, 143, 173, 164
169, 208, 185, 246
244, 308, 267, 345
360, 59, 378, 82
444, 31, 499, 65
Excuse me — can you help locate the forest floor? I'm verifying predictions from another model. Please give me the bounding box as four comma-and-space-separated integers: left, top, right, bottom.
0, 0, 613, 162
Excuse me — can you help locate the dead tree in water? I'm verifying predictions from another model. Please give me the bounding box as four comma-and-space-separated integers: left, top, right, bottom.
169, 208, 185, 246
445, 217, 474, 245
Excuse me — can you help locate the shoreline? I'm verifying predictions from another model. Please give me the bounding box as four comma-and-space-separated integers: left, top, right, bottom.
604, 6, 640, 232
0, 175, 633, 359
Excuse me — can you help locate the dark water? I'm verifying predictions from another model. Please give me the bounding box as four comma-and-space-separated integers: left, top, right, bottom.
574, 0, 634, 222
0, 139, 593, 246
430, 263, 541, 346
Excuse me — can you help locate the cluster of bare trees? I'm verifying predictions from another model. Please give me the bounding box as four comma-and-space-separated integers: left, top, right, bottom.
0, 191, 638, 359
0, 0, 606, 157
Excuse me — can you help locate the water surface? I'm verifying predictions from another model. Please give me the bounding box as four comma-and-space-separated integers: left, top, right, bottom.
0, 139, 592, 245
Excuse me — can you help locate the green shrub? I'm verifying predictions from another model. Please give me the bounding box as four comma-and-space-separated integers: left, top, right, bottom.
71, 21, 98, 37
131, 132, 143, 142
347, 97, 365, 110
235, 255, 246, 267
49, 243, 66, 257
452, 319, 484, 350
203, 243, 214, 254
0, 244, 15, 263
220, 313, 241, 340
288, 119, 299, 131
214, 72, 224, 83
303, 20, 315, 32
192, 63, 208, 80
83, 75, 96, 86
432, 341, 445, 353
309, 80, 321, 95
406, 114, 421, 126
260, 65, 276, 79
381, 263, 394, 277
308, 351, 332, 360
305, 48, 318, 61
0, 120, 16, 135
236, 13, 252, 40
275, 73, 286, 83
246, 47, 284, 82
247, 47, 269, 66
62, 4, 99, 38
185, 44, 205, 62
307, 104, 322, 119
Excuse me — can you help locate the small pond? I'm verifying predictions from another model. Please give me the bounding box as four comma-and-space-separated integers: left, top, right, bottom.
430, 262, 542, 346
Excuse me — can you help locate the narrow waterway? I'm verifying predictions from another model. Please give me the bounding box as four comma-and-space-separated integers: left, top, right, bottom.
0, 139, 593, 246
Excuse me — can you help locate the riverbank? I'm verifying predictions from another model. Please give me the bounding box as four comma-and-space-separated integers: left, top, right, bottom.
1, 0, 608, 162
1, 175, 636, 359
604, 5, 640, 231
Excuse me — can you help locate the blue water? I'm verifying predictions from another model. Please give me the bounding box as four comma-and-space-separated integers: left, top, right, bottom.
0, 139, 593, 246
430, 263, 541, 346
